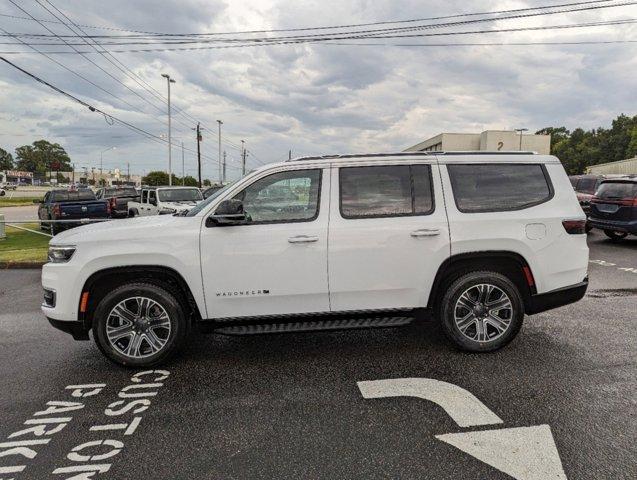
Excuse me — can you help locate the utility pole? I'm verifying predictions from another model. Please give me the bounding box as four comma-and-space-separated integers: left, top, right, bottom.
288, 150, 292, 160
193, 123, 202, 188
216, 120, 223, 184
222, 151, 227, 183
241, 140, 246, 176
127, 162, 130, 184
181, 141, 185, 185
72, 163, 75, 184
162, 73, 176, 185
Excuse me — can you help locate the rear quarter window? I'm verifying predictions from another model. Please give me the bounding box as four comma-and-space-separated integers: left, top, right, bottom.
447, 163, 553, 213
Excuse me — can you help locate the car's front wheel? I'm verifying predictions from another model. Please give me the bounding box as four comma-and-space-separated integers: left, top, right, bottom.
92, 282, 188, 367
604, 229, 628, 241
439, 271, 524, 352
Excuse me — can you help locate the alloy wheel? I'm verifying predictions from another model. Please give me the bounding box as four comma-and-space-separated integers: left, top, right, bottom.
106, 296, 172, 359
453, 283, 513, 343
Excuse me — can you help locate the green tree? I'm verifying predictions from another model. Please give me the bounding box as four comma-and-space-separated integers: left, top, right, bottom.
626, 127, 637, 159
141, 171, 181, 186
203, 179, 211, 186
181, 175, 199, 187
0, 147, 14, 170
15, 140, 71, 173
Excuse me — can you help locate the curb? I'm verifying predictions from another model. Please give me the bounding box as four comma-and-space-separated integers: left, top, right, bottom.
0, 262, 44, 269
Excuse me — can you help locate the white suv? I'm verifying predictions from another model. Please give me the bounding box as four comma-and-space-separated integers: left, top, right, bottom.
42, 152, 589, 367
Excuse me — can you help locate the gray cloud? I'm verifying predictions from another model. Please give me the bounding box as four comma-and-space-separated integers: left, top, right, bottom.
0, 0, 636, 181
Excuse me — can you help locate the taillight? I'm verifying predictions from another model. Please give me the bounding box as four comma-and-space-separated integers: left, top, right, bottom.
562, 219, 586, 234
52, 203, 61, 217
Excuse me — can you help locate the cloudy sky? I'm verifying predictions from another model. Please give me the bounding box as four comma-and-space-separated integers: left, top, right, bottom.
0, 0, 636, 181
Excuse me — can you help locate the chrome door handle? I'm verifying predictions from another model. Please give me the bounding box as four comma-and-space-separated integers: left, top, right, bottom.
288, 235, 319, 244
411, 228, 440, 237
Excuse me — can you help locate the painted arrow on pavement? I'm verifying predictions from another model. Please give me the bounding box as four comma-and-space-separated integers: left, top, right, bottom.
358, 378, 568, 480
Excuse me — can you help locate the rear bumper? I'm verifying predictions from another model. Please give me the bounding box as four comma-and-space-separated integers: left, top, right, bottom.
526, 277, 588, 315
588, 217, 637, 234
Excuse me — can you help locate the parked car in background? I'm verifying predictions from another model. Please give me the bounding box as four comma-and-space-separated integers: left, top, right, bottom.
202, 185, 225, 199
569, 174, 628, 232
1, 182, 17, 190
42, 151, 588, 367
588, 177, 637, 241
127, 186, 203, 217
96, 186, 139, 218
37, 188, 110, 235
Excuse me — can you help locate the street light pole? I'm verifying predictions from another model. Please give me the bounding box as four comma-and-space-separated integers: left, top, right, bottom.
514, 128, 529, 151
100, 146, 115, 183
216, 120, 223, 184
162, 73, 176, 186
181, 141, 185, 185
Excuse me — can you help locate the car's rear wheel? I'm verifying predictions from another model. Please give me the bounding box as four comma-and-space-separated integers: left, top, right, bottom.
603, 229, 628, 241
92, 282, 188, 367
439, 271, 524, 352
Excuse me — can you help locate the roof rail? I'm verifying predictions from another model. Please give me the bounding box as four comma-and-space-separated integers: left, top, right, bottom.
287, 151, 537, 162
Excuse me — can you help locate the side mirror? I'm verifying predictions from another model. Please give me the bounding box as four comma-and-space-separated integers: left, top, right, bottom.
206, 199, 246, 226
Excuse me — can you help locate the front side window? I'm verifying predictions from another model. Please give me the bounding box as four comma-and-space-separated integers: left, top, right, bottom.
233, 169, 322, 224
339, 164, 434, 219
158, 188, 203, 202
447, 163, 553, 213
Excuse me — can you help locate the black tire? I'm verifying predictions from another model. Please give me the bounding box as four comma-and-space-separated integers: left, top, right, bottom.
0, 189, 5, 196
439, 271, 524, 352
585, 223, 593, 234
92, 282, 188, 367
128, 208, 138, 217
603, 229, 628, 241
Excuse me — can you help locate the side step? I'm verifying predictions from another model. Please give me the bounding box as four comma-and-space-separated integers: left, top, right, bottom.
213, 316, 414, 335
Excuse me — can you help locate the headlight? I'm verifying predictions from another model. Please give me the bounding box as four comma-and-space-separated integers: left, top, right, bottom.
48, 246, 76, 263
159, 207, 176, 214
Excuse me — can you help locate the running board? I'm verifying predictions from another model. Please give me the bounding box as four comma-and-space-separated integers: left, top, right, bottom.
213, 316, 414, 335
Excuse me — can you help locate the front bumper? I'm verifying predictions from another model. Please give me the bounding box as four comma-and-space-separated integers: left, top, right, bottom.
526, 277, 588, 315
588, 217, 637, 234
47, 317, 90, 340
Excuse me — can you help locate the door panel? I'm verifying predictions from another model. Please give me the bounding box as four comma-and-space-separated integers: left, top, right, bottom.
200, 167, 330, 319
328, 163, 450, 311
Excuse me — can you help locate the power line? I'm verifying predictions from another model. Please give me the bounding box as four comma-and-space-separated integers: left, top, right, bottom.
0, 56, 239, 176
4, 0, 633, 45
0, 0, 618, 36
4, 16, 636, 54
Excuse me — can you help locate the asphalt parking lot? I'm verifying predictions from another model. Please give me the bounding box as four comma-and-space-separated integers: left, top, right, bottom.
0, 230, 635, 479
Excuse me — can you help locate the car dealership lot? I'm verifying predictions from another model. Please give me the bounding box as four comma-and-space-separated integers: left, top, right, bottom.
0, 230, 635, 479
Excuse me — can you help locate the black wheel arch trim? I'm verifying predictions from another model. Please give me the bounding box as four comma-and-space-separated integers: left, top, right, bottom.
428, 251, 537, 311
78, 266, 202, 329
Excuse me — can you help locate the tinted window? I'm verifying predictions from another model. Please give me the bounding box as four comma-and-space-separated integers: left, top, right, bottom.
158, 188, 203, 202
596, 181, 637, 199
576, 177, 598, 194
104, 188, 138, 198
447, 164, 552, 213
50, 190, 96, 202
340, 165, 434, 219
233, 169, 321, 224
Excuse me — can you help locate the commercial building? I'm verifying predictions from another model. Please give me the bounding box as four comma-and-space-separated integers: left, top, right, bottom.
586, 156, 637, 175
404, 130, 551, 155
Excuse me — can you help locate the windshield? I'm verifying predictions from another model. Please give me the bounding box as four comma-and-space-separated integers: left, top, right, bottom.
186, 184, 231, 216
158, 188, 203, 202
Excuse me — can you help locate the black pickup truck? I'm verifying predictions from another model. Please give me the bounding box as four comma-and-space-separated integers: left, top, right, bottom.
96, 186, 139, 218
37, 189, 110, 235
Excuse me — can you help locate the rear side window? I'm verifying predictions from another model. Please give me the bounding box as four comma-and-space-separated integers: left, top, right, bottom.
50, 190, 96, 202
340, 164, 434, 219
447, 164, 553, 213
576, 177, 598, 194
596, 181, 637, 199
